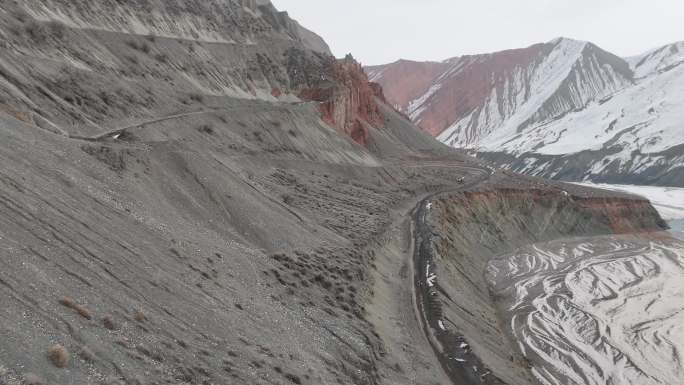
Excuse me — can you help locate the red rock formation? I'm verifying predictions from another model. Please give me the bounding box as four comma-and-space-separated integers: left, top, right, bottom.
298, 57, 385, 146
368, 82, 387, 104
369, 45, 547, 136
366, 60, 449, 110
574, 197, 666, 234
444, 188, 665, 235
421, 46, 545, 136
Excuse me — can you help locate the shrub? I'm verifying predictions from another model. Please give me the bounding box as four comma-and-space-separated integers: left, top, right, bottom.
98, 91, 113, 106
78, 346, 96, 362
189, 93, 204, 103
125, 55, 139, 65
24, 21, 48, 42
22, 20, 66, 42
47, 344, 69, 368
154, 53, 169, 63
102, 315, 117, 330
47, 21, 66, 40
126, 40, 151, 54
197, 124, 214, 135
133, 310, 146, 322
59, 297, 93, 320
284, 373, 302, 384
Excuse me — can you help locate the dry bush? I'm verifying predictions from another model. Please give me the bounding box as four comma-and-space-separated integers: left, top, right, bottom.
284, 373, 302, 384
154, 53, 169, 63
78, 346, 96, 362
126, 40, 151, 54
102, 315, 117, 331
47, 21, 66, 40
189, 93, 204, 103
47, 344, 69, 368
124, 55, 139, 65
59, 297, 93, 320
133, 310, 146, 322
22, 20, 65, 42
197, 124, 214, 135
24, 21, 48, 42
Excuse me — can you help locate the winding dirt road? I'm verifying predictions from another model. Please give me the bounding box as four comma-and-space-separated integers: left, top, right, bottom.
68, 109, 222, 141
409, 167, 499, 385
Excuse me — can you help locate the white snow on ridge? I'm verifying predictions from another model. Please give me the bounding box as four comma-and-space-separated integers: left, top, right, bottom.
440, 39, 590, 146
439, 38, 632, 152
628, 41, 684, 78
408, 84, 442, 121
481, 39, 589, 146
429, 40, 684, 184
497, 63, 684, 157
367, 67, 385, 83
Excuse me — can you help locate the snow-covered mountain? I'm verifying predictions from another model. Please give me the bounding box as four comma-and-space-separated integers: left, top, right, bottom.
368, 38, 684, 186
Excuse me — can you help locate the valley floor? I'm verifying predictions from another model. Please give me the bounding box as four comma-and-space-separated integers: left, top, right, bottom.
483, 182, 684, 385
487, 235, 684, 385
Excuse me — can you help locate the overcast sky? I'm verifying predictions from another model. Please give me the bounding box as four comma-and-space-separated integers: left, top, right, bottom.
271, 0, 683, 66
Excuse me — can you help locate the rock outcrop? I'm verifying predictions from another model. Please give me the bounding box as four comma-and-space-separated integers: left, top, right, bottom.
421, 181, 666, 384
299, 56, 386, 145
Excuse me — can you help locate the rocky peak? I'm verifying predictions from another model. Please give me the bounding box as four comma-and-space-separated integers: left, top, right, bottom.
369, 38, 634, 145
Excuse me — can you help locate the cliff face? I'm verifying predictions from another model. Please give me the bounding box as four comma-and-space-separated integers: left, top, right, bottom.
299, 57, 386, 145
421, 185, 666, 384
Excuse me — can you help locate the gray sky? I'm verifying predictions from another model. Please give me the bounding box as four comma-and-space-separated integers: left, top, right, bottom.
271, 0, 684, 66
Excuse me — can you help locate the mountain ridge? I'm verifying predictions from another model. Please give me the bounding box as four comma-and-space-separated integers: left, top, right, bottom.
368, 37, 684, 186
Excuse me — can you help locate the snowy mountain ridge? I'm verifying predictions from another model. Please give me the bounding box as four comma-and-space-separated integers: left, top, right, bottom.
628, 41, 684, 78
439, 38, 633, 149
368, 38, 684, 186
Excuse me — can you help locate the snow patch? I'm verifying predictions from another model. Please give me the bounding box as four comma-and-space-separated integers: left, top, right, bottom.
488, 236, 684, 385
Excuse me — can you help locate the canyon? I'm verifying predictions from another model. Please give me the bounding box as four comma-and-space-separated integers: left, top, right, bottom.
0, 1, 680, 385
